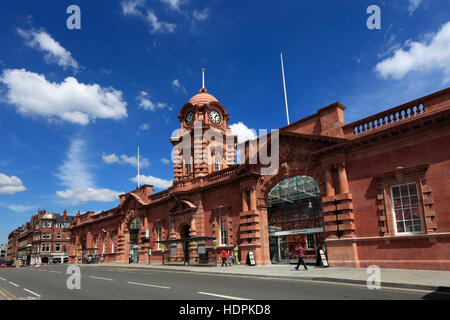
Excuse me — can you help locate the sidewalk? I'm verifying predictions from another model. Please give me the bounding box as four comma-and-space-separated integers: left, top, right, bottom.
85, 262, 450, 292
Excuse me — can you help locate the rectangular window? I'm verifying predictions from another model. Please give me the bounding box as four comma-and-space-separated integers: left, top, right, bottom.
111, 234, 115, 253
306, 234, 315, 250
41, 243, 50, 252
215, 158, 221, 171
56, 232, 61, 239
218, 216, 228, 246
157, 227, 162, 250
390, 183, 422, 234
186, 163, 191, 175
55, 244, 61, 252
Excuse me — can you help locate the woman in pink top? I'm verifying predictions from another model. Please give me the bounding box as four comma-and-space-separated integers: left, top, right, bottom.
295, 243, 308, 271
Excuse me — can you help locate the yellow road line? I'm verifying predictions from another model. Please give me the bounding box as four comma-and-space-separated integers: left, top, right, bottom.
0, 286, 18, 300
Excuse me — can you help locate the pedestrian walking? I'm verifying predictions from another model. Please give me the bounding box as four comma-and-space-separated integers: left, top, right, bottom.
295, 243, 308, 271
228, 251, 233, 266
221, 249, 227, 267
233, 244, 239, 265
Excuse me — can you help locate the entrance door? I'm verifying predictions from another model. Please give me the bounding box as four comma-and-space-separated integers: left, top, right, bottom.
132, 246, 139, 263
269, 235, 290, 264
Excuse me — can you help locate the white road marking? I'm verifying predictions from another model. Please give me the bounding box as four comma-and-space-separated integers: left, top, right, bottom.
89, 276, 114, 281
50, 271, 62, 274
0, 277, 6, 281
197, 292, 251, 300
8, 281, 19, 287
127, 281, 171, 289
23, 288, 41, 297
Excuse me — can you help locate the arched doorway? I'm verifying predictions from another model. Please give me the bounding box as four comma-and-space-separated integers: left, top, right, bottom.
267, 176, 323, 264
129, 217, 141, 263
180, 224, 190, 239
179, 224, 190, 265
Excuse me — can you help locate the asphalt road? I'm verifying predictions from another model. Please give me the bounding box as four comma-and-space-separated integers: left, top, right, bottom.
0, 264, 448, 300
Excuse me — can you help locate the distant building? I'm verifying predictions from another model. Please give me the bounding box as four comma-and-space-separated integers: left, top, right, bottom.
0, 244, 7, 260
7, 228, 20, 263
29, 210, 74, 265
16, 223, 30, 266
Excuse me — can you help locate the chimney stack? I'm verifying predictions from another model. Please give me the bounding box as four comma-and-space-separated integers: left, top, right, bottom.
63, 210, 67, 221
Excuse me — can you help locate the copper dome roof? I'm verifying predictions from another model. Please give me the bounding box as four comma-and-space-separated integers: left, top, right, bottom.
188, 88, 218, 106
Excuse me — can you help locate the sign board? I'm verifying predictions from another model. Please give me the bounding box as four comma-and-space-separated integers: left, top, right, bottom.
145, 229, 150, 239
269, 227, 324, 237
161, 244, 165, 253
212, 240, 217, 250
319, 250, 329, 267
148, 248, 152, 256
198, 244, 206, 254
248, 251, 256, 266
170, 246, 177, 255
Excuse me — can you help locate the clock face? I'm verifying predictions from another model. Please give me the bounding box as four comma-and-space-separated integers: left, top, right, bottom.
185, 111, 194, 126
209, 109, 221, 124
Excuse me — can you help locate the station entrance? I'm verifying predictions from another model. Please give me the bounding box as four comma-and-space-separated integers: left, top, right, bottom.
267, 176, 324, 264
129, 218, 141, 263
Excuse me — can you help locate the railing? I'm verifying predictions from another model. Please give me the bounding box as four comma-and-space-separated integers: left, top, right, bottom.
207, 165, 240, 182
343, 101, 426, 137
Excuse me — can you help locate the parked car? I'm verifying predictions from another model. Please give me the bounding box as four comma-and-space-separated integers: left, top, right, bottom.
0, 260, 13, 268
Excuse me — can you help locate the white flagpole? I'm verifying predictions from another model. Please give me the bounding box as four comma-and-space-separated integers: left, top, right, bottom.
137, 146, 140, 189
202, 68, 205, 89
280, 51, 290, 125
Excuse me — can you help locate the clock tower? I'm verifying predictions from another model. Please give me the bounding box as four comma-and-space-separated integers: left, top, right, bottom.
170, 87, 237, 181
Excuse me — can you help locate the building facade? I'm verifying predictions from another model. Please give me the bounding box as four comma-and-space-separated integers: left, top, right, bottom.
16, 223, 30, 267
0, 244, 6, 261
29, 210, 74, 265
7, 228, 19, 263
69, 87, 450, 270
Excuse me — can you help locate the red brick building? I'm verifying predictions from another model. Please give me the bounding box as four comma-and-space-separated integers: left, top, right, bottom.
69, 86, 450, 270
29, 210, 74, 265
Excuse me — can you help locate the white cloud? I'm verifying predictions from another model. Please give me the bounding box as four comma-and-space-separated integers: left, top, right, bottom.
375, 21, 450, 84
408, 0, 422, 14
139, 123, 150, 130
160, 0, 186, 11
137, 91, 168, 111
145, 11, 177, 34
193, 8, 210, 21
121, 1, 178, 34
57, 188, 121, 202
121, 0, 146, 16
102, 153, 150, 168
0, 69, 128, 125
161, 158, 170, 164
0, 173, 26, 194
8, 204, 35, 213
17, 28, 79, 72
229, 122, 258, 144
130, 175, 172, 189
171, 79, 186, 92
56, 138, 94, 191
56, 138, 122, 203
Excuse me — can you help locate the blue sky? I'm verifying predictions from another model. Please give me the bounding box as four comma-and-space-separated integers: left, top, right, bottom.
0, 0, 449, 243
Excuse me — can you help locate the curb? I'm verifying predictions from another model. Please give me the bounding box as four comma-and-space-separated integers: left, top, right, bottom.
86, 264, 450, 293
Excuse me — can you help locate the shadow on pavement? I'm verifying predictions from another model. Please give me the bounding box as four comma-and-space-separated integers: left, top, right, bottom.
422, 287, 450, 300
